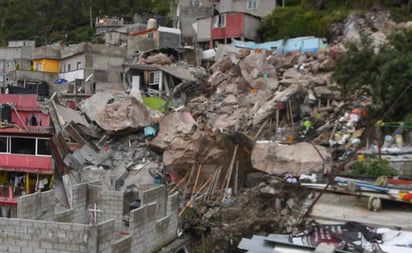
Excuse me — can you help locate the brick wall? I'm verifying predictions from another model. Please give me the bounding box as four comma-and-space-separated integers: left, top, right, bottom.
72, 183, 89, 224
88, 183, 125, 231
0, 218, 92, 253
97, 220, 116, 253
129, 190, 179, 253
4, 182, 179, 253
111, 236, 131, 253
141, 185, 167, 220
17, 190, 55, 220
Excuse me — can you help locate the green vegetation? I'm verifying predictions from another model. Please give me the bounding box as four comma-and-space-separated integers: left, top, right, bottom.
259, 5, 347, 41
333, 28, 412, 121
348, 155, 398, 177
142, 96, 170, 112
0, 0, 171, 46
259, 0, 412, 41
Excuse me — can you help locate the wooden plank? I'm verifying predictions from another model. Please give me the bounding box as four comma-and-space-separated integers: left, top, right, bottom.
65, 122, 99, 151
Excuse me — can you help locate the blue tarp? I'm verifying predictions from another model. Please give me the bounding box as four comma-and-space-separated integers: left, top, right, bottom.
55, 78, 68, 85
232, 39, 283, 51
283, 36, 328, 53
232, 36, 328, 54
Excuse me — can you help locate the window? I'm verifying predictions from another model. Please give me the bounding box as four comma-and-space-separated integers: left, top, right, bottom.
247, 0, 258, 9
37, 139, 50, 155
11, 137, 35, 155
213, 15, 220, 28
191, 0, 203, 7
0, 137, 50, 156
36, 63, 42, 71
220, 14, 226, 27
148, 32, 154, 39
77, 61, 81, 70
213, 14, 226, 28
68, 64, 71, 72
0, 137, 8, 153
149, 71, 161, 85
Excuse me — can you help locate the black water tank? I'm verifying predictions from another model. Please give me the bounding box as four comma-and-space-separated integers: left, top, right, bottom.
36, 81, 49, 97
0, 104, 12, 123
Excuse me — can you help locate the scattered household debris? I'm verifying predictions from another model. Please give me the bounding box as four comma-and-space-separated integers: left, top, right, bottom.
238, 221, 412, 253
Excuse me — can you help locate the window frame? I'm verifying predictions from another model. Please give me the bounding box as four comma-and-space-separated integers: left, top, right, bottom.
247, 0, 258, 9
0, 136, 51, 156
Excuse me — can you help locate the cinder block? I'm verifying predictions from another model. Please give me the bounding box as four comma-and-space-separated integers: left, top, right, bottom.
21, 247, 34, 253
33, 248, 47, 253
315, 243, 336, 253
40, 241, 53, 249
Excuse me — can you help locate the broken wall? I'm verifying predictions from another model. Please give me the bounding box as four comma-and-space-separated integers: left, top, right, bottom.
0, 218, 97, 253
140, 185, 167, 220
17, 190, 55, 220
1, 182, 179, 253
129, 191, 179, 253
88, 183, 125, 232
112, 236, 132, 253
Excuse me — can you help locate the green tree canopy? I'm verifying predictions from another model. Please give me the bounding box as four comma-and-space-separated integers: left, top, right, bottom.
332, 29, 412, 121
0, 0, 171, 46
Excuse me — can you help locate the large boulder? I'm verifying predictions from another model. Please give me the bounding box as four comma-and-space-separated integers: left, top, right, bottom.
80, 92, 152, 134
251, 142, 331, 176
150, 112, 197, 150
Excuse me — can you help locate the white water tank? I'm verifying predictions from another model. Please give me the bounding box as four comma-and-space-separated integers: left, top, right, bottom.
147, 18, 157, 29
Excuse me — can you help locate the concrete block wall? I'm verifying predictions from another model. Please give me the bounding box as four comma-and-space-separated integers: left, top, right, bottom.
0, 218, 92, 253
72, 183, 89, 224
17, 190, 55, 220
129, 191, 179, 253
97, 219, 116, 253
112, 236, 131, 253
54, 209, 74, 223
167, 192, 179, 234
141, 185, 167, 220
87, 183, 125, 231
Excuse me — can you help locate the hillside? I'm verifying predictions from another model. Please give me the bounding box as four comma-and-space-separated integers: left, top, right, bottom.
0, 0, 170, 46
2, 1, 412, 46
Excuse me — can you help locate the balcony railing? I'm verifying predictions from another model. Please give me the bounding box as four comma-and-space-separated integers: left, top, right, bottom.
0, 185, 18, 206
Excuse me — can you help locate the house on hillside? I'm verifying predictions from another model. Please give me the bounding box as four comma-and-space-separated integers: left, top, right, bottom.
0, 94, 53, 217
218, 0, 277, 18
195, 11, 261, 48
211, 12, 261, 47
128, 19, 182, 54
95, 16, 134, 41
193, 0, 279, 48
0, 41, 35, 91
173, 0, 216, 45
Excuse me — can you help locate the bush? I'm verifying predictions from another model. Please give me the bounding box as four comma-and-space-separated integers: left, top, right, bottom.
259, 6, 347, 41
348, 156, 398, 177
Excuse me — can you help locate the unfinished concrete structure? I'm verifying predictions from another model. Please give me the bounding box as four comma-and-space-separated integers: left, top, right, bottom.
0, 41, 35, 90
0, 182, 179, 253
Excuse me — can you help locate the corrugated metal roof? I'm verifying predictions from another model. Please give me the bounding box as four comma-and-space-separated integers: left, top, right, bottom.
159, 65, 197, 82
238, 235, 281, 253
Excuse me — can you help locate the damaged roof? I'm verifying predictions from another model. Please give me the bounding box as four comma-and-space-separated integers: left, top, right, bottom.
125, 63, 199, 82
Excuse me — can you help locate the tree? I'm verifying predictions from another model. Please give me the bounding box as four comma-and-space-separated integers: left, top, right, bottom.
333, 29, 412, 121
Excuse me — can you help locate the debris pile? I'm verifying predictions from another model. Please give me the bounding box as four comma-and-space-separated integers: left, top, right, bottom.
181, 173, 309, 252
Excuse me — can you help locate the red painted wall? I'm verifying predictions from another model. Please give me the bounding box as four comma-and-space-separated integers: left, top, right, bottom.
211, 13, 244, 40
0, 154, 53, 174
0, 94, 51, 133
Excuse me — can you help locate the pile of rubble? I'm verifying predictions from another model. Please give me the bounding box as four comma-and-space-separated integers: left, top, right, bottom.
181, 173, 309, 252
45, 9, 412, 252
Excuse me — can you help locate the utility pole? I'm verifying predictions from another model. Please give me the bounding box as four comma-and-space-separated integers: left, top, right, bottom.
89, 0, 93, 29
